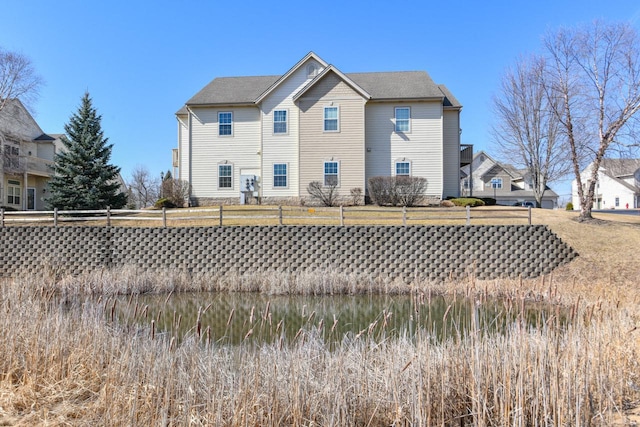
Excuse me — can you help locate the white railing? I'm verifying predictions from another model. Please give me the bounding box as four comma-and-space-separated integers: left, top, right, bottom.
0, 205, 534, 227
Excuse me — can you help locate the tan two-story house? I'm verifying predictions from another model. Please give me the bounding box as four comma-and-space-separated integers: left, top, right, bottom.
175, 52, 471, 205
0, 99, 62, 210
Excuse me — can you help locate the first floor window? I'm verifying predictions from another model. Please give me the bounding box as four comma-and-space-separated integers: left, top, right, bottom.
615, 197, 620, 207
324, 161, 339, 186
395, 161, 411, 176
219, 112, 233, 136
273, 163, 287, 188
395, 107, 410, 132
218, 164, 232, 188
273, 110, 287, 134
7, 180, 21, 205
324, 106, 339, 132
463, 179, 469, 189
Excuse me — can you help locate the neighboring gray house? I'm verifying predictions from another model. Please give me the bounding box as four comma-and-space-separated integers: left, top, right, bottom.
461, 151, 559, 209
0, 99, 63, 210
174, 52, 471, 205
571, 159, 640, 210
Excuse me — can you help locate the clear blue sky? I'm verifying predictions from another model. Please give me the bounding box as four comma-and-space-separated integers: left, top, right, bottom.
2, 0, 639, 201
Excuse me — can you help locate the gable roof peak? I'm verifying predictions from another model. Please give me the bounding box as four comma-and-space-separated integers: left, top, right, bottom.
254, 52, 330, 104
293, 64, 371, 102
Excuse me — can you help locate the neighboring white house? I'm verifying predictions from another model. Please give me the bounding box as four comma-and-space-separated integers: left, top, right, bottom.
0, 99, 63, 211
174, 52, 471, 205
460, 151, 559, 209
571, 159, 640, 210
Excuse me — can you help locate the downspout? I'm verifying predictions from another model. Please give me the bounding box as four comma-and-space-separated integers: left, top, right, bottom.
185, 107, 194, 206
0, 133, 4, 206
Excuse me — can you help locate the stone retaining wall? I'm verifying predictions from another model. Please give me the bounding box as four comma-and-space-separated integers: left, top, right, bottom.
0, 225, 577, 280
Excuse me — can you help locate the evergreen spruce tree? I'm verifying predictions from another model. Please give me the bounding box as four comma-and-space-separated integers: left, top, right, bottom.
47, 92, 127, 209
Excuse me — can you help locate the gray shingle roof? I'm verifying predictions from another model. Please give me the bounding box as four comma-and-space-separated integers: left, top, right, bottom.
600, 158, 640, 177
180, 70, 461, 109
185, 75, 280, 106
346, 71, 443, 100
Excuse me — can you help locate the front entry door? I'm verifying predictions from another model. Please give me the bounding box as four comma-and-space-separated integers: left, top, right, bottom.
27, 187, 36, 210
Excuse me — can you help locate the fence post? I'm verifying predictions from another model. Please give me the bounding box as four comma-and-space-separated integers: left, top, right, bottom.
402, 206, 407, 226
54, 208, 58, 228
340, 206, 344, 226
219, 205, 223, 227
107, 206, 111, 227
528, 206, 532, 225
466, 205, 471, 225
279, 206, 283, 225
162, 207, 167, 228
1, 208, 4, 227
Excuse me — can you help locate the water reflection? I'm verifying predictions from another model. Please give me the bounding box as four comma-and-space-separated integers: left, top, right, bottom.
112, 292, 562, 347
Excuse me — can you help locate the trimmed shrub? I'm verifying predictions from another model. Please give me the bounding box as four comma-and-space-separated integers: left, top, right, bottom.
154, 198, 176, 209
449, 198, 486, 207
566, 202, 574, 211
368, 176, 428, 207
307, 181, 339, 207
440, 200, 455, 207
479, 197, 496, 206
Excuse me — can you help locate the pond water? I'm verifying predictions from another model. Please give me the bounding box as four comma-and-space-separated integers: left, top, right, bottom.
111, 292, 562, 347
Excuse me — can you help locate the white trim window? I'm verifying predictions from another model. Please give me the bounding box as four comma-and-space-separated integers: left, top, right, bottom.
395, 161, 411, 176
218, 164, 232, 189
273, 163, 288, 188
324, 161, 339, 186
324, 106, 339, 132
273, 110, 287, 134
218, 112, 233, 136
7, 180, 21, 205
395, 107, 411, 133
490, 178, 503, 189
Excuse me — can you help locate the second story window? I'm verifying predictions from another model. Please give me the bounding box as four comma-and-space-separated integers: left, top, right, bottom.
218, 164, 232, 188
395, 107, 410, 132
490, 178, 503, 189
219, 112, 233, 136
395, 161, 411, 176
324, 106, 339, 132
273, 110, 287, 134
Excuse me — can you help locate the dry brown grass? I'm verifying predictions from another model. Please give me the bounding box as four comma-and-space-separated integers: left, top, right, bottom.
1, 209, 640, 425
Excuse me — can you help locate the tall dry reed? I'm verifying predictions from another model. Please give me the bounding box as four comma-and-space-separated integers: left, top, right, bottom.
1, 269, 638, 425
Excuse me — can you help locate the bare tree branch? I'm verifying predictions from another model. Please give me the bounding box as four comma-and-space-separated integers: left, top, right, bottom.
492, 55, 571, 207
127, 165, 160, 208
543, 21, 640, 221
0, 47, 43, 114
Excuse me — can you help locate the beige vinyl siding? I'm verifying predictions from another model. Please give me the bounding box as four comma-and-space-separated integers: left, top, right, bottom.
365, 101, 444, 197
260, 58, 322, 196
177, 115, 189, 182
188, 106, 261, 198
298, 72, 366, 195
442, 109, 461, 198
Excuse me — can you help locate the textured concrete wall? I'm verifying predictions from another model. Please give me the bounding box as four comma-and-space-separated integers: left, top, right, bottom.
0, 225, 577, 280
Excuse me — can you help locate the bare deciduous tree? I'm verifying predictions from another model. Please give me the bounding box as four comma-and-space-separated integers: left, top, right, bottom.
543, 21, 640, 221
0, 47, 43, 113
127, 165, 160, 208
492, 55, 570, 208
